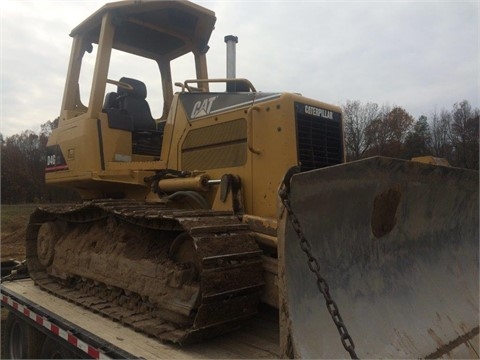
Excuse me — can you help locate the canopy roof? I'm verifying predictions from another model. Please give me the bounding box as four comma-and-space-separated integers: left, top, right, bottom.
70, 0, 216, 60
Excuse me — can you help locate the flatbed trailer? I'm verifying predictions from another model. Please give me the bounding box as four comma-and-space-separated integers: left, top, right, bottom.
1, 278, 279, 359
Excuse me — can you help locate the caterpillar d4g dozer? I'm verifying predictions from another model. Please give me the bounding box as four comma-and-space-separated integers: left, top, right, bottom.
26, 0, 478, 357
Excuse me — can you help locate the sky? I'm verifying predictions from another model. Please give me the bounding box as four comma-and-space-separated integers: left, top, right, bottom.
0, 0, 478, 137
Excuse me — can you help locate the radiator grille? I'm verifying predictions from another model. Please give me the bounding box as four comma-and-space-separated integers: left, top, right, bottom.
295, 102, 343, 171
181, 118, 247, 170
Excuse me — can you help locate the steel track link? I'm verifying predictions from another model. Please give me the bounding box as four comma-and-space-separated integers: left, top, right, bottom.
26, 200, 265, 344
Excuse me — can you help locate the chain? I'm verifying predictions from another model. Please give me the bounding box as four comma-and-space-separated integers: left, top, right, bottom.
279, 166, 359, 360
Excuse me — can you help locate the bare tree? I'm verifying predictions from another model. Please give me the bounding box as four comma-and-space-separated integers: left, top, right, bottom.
451, 100, 479, 169
342, 100, 379, 160
363, 104, 390, 156
430, 108, 452, 159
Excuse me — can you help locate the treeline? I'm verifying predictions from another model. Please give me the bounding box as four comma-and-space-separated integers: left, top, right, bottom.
1, 120, 80, 204
1, 100, 478, 204
343, 100, 479, 169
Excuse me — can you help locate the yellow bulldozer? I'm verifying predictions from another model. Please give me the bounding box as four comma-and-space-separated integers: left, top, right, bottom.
25, 1, 478, 358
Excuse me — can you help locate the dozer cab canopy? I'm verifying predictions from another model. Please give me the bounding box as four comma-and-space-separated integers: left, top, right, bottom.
60, 0, 216, 122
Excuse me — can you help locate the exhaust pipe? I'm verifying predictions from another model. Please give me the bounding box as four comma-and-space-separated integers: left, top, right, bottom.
224, 35, 238, 79
224, 35, 244, 92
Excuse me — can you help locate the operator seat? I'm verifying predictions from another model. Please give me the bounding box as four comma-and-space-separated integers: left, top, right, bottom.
117, 77, 156, 131
102, 77, 162, 156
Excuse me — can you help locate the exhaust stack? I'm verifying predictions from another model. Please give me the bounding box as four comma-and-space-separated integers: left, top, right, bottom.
224, 35, 238, 79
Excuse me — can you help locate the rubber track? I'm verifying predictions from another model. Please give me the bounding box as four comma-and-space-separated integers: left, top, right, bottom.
26, 200, 264, 344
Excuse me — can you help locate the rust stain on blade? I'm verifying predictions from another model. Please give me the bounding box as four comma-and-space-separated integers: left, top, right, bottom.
371, 186, 401, 238
425, 326, 480, 359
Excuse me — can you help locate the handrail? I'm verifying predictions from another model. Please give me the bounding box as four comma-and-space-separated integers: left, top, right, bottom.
182, 78, 257, 93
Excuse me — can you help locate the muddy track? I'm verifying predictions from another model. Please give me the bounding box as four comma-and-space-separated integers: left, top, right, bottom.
25, 200, 264, 344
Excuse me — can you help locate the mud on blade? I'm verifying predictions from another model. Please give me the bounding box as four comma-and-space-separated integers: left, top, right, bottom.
278, 156, 479, 359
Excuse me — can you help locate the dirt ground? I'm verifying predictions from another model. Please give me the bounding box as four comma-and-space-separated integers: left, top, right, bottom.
1, 204, 39, 262
1, 204, 40, 358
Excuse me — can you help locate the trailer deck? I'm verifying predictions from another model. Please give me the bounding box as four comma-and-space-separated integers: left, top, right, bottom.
1, 279, 279, 359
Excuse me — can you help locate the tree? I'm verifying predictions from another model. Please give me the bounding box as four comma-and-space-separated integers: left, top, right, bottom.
1, 133, 30, 203
364, 104, 389, 156
1, 119, 65, 204
386, 107, 415, 145
450, 100, 479, 169
1, 119, 82, 204
404, 116, 432, 159
1, 131, 44, 203
430, 108, 452, 160
40, 118, 58, 138
342, 100, 379, 160
364, 105, 414, 158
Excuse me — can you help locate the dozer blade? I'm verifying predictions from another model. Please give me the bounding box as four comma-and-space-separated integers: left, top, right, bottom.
278, 156, 479, 359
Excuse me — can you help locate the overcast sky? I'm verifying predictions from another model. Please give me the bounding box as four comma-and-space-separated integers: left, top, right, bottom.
1, 0, 478, 137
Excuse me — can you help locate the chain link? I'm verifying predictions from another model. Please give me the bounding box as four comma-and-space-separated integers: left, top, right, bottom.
279, 168, 359, 359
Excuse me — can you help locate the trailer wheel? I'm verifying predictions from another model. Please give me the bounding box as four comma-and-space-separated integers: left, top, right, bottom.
4, 312, 44, 359
40, 338, 77, 359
